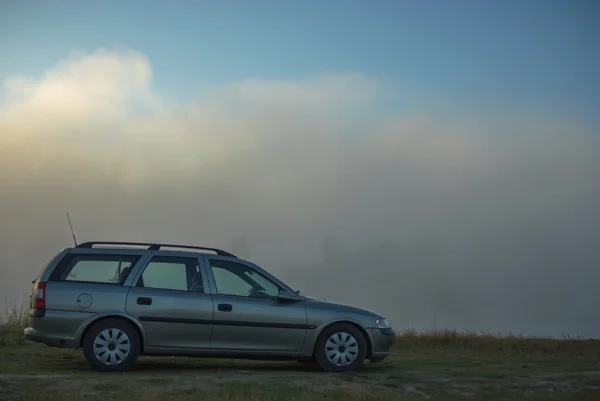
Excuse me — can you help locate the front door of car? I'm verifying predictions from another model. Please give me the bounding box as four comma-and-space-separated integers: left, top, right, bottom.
125, 252, 213, 350
205, 257, 308, 353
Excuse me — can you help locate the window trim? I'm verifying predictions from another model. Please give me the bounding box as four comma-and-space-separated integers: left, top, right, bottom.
211, 264, 261, 297
48, 253, 142, 286
132, 253, 207, 294
206, 258, 283, 299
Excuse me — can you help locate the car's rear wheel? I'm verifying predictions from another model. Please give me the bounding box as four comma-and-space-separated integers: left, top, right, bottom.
82, 318, 140, 372
314, 323, 367, 372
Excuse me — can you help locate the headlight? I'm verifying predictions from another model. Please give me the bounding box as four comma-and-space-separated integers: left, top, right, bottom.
375, 318, 391, 329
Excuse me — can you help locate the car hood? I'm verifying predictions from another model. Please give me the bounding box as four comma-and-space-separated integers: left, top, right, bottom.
302, 295, 383, 318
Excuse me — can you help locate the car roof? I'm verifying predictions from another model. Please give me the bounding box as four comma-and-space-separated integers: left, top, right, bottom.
74, 241, 238, 258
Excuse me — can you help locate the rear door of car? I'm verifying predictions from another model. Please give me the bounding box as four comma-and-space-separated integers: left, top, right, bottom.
124, 250, 214, 350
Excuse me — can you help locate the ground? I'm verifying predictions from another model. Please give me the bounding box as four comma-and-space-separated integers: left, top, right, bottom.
1, 335, 599, 401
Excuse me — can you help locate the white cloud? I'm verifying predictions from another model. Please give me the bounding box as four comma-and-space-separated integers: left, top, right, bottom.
2, 48, 158, 118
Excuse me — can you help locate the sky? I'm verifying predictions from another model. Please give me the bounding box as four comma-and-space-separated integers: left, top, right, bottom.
0, 1, 599, 338
2, 0, 599, 116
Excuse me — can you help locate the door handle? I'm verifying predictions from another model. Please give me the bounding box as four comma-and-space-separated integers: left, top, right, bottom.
218, 303, 232, 312
137, 297, 152, 305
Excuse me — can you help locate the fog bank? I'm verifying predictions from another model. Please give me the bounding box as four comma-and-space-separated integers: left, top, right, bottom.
1, 49, 598, 338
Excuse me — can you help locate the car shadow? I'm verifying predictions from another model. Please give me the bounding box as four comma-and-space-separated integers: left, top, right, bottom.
127, 358, 392, 374
131, 359, 322, 373
27, 344, 394, 376
57, 353, 391, 374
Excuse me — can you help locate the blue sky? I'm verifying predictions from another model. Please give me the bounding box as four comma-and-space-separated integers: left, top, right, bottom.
1, 0, 599, 118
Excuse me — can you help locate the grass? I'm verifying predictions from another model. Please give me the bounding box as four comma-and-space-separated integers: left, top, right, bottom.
394, 328, 600, 356
1, 306, 599, 400
0, 298, 27, 347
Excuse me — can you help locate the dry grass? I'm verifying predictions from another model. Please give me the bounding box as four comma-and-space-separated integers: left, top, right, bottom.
395, 328, 600, 356
1, 343, 599, 401
0, 298, 27, 346
1, 304, 599, 400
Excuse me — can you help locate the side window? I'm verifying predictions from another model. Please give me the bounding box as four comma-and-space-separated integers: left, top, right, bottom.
137, 256, 203, 293
212, 266, 252, 296
209, 259, 279, 298
49, 254, 140, 285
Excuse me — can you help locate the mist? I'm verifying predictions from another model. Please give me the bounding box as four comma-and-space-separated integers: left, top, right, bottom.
1, 49, 599, 338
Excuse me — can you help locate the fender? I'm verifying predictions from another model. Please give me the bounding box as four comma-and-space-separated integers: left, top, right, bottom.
299, 317, 372, 358
75, 311, 147, 348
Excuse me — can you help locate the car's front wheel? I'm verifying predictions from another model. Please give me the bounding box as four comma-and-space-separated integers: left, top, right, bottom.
314, 323, 367, 372
82, 318, 140, 372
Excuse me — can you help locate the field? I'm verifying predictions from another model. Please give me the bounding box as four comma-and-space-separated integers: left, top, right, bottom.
1, 305, 599, 401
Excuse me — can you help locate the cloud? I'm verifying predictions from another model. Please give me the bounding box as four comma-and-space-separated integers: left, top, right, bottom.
1, 49, 599, 337
2, 48, 158, 117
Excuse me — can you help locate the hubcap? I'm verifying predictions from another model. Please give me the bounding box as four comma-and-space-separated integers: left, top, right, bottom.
93, 328, 131, 365
325, 332, 358, 367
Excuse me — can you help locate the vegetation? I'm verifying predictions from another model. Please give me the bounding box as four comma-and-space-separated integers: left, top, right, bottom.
1, 305, 599, 400
0, 299, 27, 347
394, 328, 600, 356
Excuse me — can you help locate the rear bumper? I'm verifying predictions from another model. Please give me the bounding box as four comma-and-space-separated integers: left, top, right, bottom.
23, 326, 45, 343
367, 327, 396, 360
23, 309, 86, 348
23, 326, 78, 348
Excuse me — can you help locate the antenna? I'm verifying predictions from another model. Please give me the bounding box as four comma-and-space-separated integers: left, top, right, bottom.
66, 212, 78, 246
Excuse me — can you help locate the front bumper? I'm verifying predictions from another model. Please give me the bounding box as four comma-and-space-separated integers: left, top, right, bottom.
367, 327, 396, 360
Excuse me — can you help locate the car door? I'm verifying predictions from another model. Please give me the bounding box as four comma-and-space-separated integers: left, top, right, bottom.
205, 256, 308, 353
125, 251, 213, 350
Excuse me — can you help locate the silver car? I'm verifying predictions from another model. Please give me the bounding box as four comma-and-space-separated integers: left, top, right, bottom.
24, 241, 395, 372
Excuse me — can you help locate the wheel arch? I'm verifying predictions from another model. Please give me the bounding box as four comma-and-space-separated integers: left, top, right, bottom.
311, 320, 372, 359
77, 313, 146, 352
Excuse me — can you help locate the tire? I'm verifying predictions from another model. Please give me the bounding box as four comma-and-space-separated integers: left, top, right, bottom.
314, 323, 367, 372
82, 318, 140, 372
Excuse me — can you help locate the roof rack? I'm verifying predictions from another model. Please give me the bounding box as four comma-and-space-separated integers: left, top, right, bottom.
76, 241, 237, 258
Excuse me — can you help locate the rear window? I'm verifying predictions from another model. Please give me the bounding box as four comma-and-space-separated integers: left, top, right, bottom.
49, 253, 141, 285
33, 251, 63, 284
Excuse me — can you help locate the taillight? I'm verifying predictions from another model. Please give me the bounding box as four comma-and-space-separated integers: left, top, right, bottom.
33, 282, 47, 310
